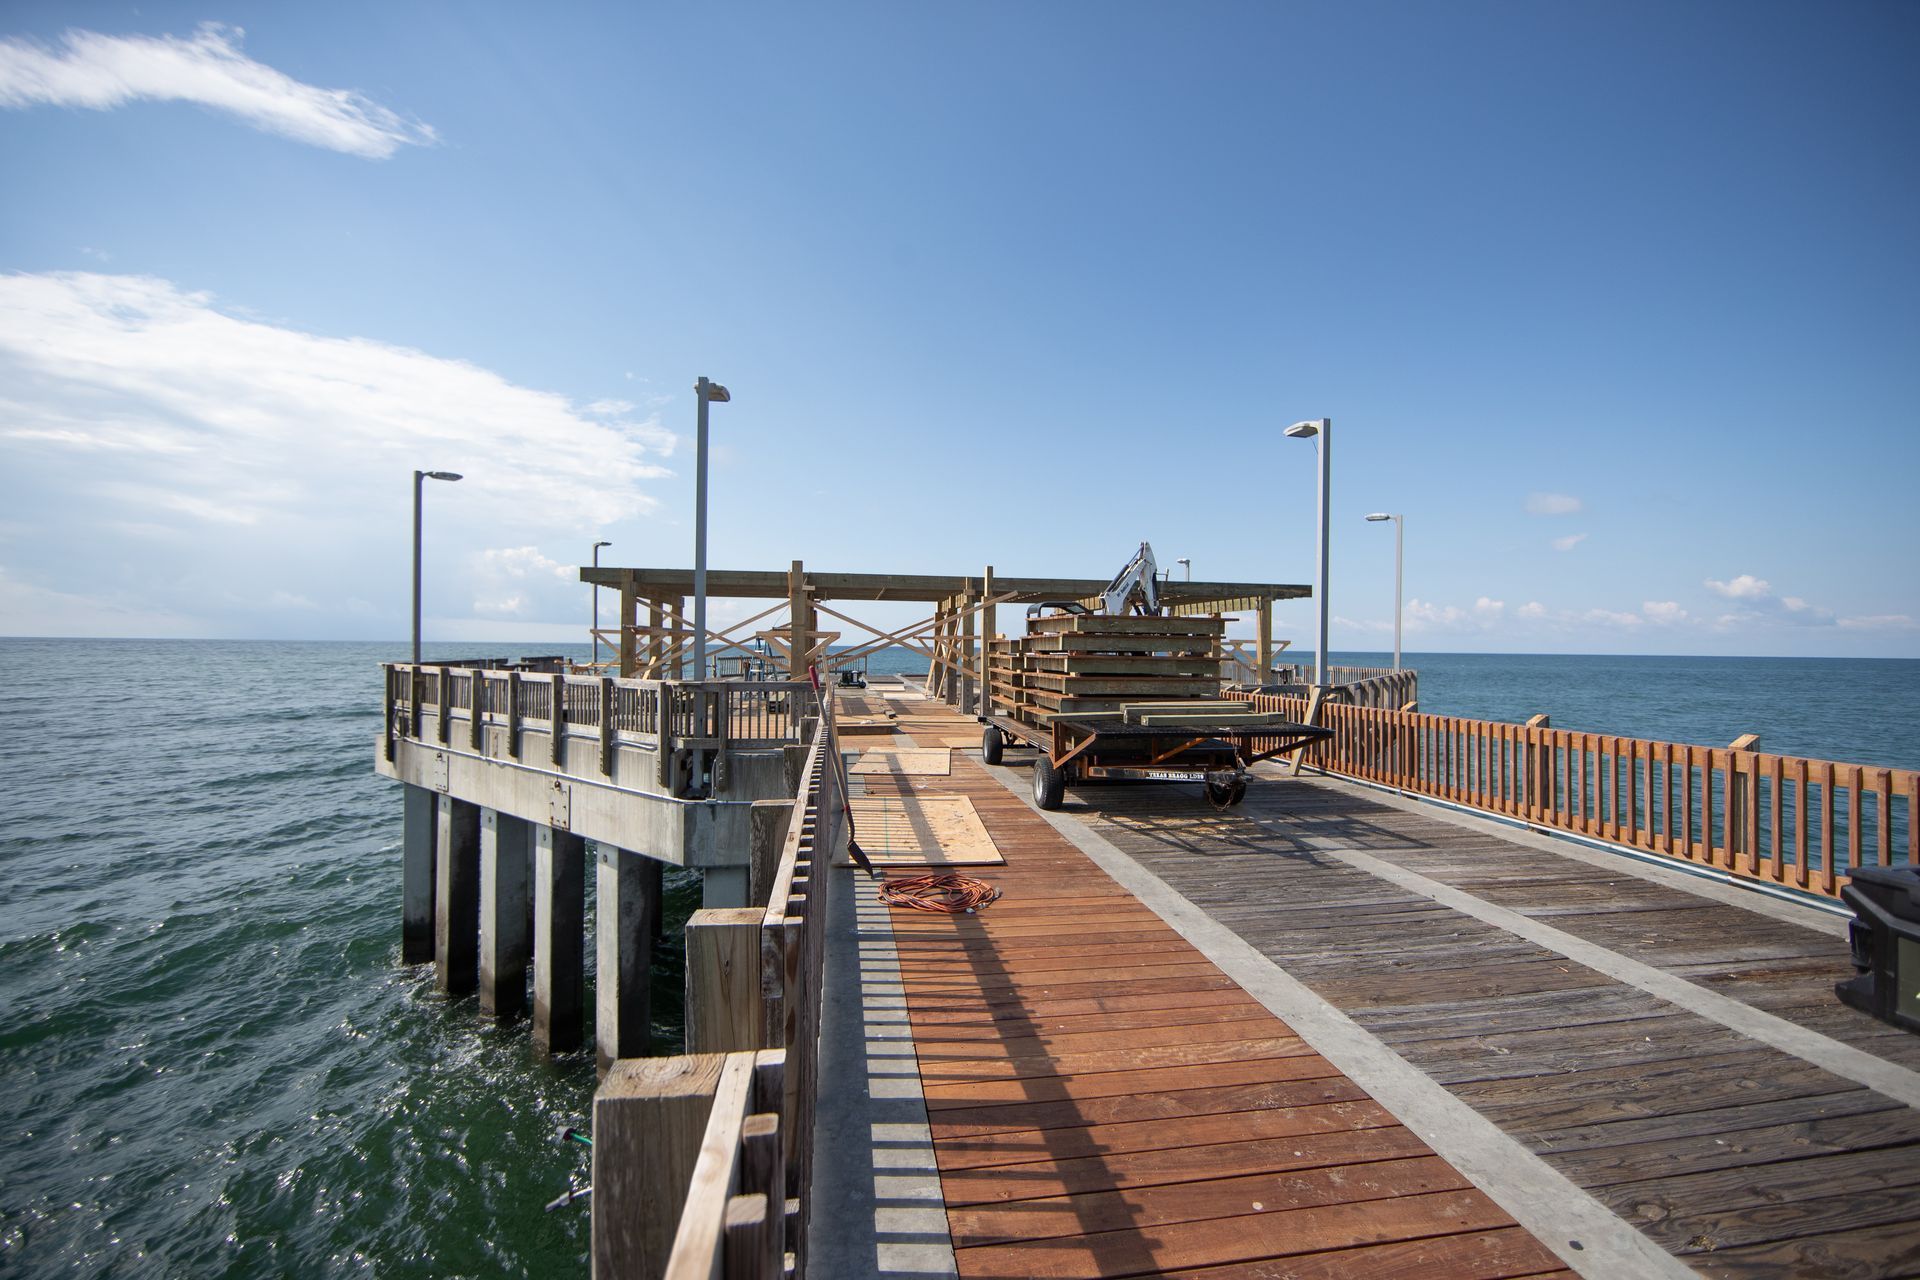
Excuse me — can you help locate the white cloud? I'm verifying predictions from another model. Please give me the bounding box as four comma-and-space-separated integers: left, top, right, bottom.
1705, 574, 1771, 600
1473, 596, 1504, 618
1583, 608, 1643, 628
1837, 614, 1918, 631
1642, 601, 1688, 624
473, 546, 576, 581
1516, 601, 1547, 621
1525, 492, 1583, 516
0, 23, 435, 158
584, 399, 635, 416
0, 271, 679, 635
1550, 532, 1588, 552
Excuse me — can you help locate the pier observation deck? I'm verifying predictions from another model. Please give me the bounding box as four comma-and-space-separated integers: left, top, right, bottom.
806, 683, 1920, 1279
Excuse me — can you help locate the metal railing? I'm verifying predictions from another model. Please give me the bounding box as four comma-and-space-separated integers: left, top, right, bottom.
1234, 691, 1915, 899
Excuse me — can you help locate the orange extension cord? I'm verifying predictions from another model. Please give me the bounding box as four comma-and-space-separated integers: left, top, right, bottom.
878, 873, 1002, 914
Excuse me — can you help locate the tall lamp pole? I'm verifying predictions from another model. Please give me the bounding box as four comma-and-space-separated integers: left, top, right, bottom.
692, 376, 731, 681
1365, 513, 1403, 672
1176, 557, 1191, 581
412, 469, 462, 665
1284, 419, 1331, 688
591, 540, 612, 665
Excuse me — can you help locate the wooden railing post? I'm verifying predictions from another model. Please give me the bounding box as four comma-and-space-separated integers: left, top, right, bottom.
506, 671, 521, 760
686, 908, 766, 1053
1525, 715, 1551, 817
1729, 734, 1760, 874
593, 1053, 726, 1280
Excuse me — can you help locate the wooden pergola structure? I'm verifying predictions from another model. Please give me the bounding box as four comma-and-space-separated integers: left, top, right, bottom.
579, 561, 1310, 700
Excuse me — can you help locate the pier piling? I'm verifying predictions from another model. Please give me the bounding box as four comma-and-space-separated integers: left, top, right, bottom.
533, 826, 586, 1054
433, 795, 481, 995
401, 784, 437, 964
478, 810, 532, 1018
595, 845, 657, 1072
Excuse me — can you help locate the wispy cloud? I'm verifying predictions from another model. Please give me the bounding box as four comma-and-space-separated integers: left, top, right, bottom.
1837, 615, 1918, 631
1642, 600, 1689, 625
1525, 492, 1583, 516
0, 271, 677, 635
0, 23, 435, 158
1550, 532, 1588, 552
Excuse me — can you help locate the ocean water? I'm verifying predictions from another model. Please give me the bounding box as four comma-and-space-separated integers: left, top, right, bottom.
1, 638, 1916, 1277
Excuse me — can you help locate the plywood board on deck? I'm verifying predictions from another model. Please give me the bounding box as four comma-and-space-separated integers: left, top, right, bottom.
850, 748, 952, 776
837, 794, 1004, 867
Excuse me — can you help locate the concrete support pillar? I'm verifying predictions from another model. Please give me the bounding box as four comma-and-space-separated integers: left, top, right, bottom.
434, 795, 481, 995
534, 825, 586, 1054
596, 844, 657, 1072
402, 784, 438, 964
479, 810, 532, 1019
701, 866, 750, 909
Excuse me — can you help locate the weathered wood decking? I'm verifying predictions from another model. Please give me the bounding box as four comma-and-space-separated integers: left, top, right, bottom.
828, 682, 1920, 1278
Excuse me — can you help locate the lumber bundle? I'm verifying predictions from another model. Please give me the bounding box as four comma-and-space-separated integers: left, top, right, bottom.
991, 612, 1235, 725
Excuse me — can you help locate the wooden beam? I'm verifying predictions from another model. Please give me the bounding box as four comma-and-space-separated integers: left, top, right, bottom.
579, 565, 1311, 606
685, 908, 764, 1053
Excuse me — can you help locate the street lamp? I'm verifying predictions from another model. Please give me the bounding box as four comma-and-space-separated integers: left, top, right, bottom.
1284, 419, 1331, 688
693, 376, 731, 681
411, 469, 462, 665
591, 540, 612, 666
1365, 513, 1403, 672
1176, 557, 1191, 581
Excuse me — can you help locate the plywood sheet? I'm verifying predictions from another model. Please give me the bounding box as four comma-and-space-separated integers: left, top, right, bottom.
838, 795, 1004, 867
850, 748, 952, 776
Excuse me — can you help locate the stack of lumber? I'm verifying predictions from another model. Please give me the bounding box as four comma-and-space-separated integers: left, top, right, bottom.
1118, 699, 1298, 727
990, 613, 1230, 724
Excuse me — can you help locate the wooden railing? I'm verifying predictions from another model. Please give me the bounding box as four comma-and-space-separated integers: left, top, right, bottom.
380, 664, 812, 765
1233, 692, 1916, 899
592, 692, 845, 1279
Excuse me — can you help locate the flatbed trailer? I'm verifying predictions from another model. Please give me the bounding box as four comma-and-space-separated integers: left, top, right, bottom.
982, 709, 1331, 810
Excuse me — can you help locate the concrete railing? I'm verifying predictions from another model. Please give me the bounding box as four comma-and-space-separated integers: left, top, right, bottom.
591, 688, 845, 1278
1233, 691, 1916, 899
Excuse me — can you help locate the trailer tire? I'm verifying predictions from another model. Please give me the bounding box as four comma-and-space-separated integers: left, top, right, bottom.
1033, 755, 1066, 810
982, 725, 1004, 766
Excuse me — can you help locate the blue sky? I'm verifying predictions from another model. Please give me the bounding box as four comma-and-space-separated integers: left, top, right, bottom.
1, 2, 1914, 656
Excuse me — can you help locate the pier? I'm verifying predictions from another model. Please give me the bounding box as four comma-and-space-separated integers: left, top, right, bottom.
373, 563, 1918, 1279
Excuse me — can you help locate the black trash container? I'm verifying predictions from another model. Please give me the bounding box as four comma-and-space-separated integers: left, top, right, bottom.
1836, 864, 1920, 1034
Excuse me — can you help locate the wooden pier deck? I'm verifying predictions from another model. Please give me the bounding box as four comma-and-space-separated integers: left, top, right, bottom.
828, 682, 1920, 1279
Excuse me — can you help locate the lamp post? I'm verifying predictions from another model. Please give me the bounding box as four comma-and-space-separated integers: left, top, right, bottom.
1365, 513, 1403, 672
1283, 419, 1331, 688
591, 540, 612, 666
692, 376, 731, 681
1176, 557, 1191, 581
411, 469, 462, 665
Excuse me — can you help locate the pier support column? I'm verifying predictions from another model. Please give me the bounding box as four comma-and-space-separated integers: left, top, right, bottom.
534, 826, 586, 1054
961, 582, 977, 714
596, 845, 658, 1072
479, 810, 532, 1019
701, 866, 750, 909
402, 784, 438, 964
1257, 598, 1274, 686
434, 795, 481, 995
980, 565, 996, 717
